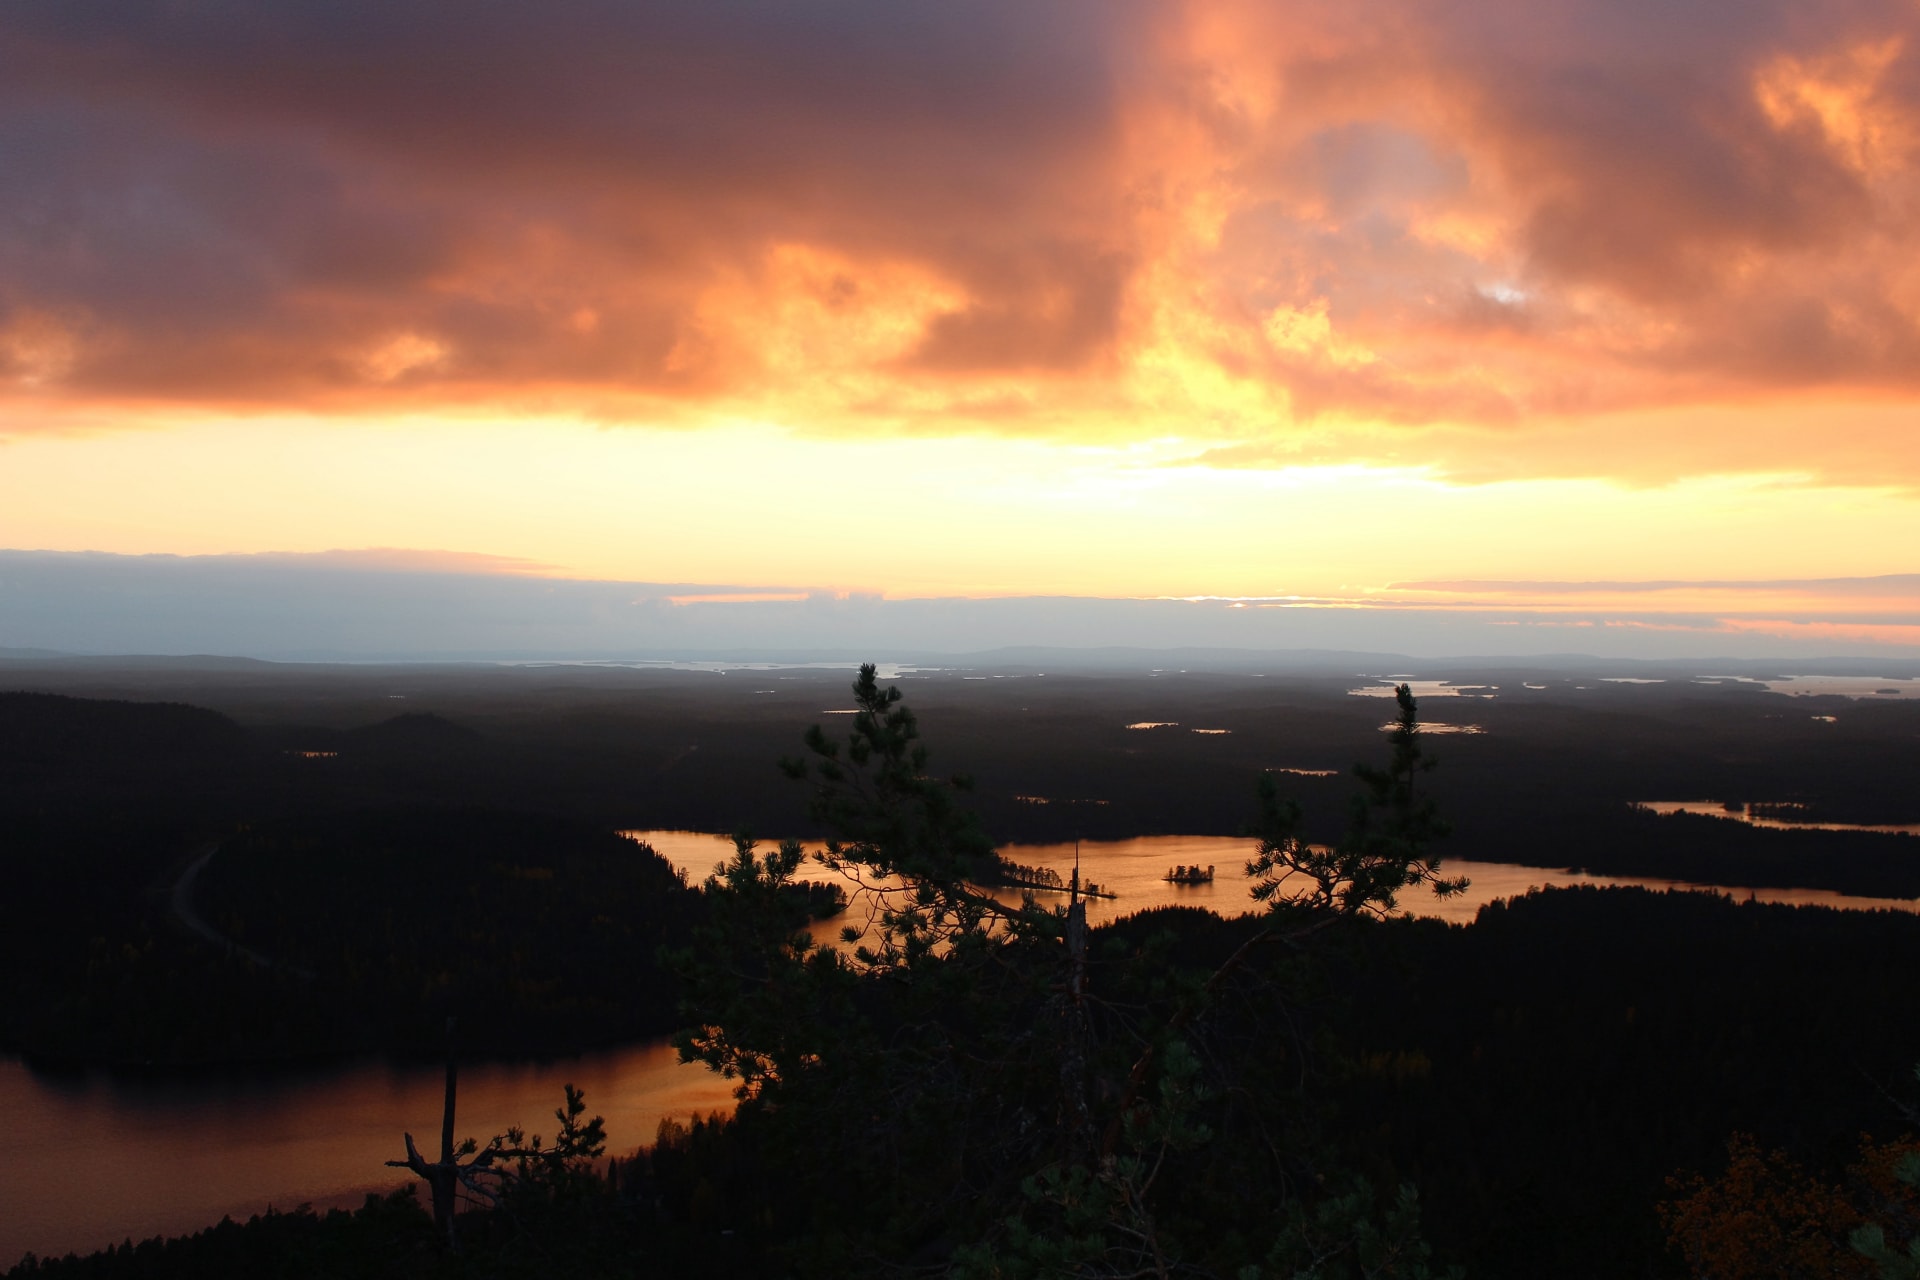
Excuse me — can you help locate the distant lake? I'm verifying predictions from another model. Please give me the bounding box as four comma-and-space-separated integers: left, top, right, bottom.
12, 829, 1917, 1266
496, 659, 934, 678
1636, 800, 1920, 838
633, 830, 1920, 930
1740, 675, 1920, 699
1342, 674, 1920, 701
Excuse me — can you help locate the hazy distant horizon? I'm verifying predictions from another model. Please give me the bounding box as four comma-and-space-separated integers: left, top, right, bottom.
4, 548, 1917, 664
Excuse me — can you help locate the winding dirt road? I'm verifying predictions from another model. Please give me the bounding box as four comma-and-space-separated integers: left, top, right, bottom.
169, 844, 311, 977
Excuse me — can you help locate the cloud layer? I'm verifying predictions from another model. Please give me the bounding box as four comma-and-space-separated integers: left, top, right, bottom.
3, 0, 1918, 481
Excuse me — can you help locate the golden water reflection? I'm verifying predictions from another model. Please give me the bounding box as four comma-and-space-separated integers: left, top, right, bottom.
632, 829, 1920, 935
1636, 799, 1920, 837
1, 1038, 734, 1265
12, 830, 1913, 1265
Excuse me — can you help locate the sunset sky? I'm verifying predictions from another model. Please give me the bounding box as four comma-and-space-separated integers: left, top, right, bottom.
3, 0, 1919, 654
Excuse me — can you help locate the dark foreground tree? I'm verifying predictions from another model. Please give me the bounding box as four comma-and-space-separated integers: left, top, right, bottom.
676, 666, 1467, 1277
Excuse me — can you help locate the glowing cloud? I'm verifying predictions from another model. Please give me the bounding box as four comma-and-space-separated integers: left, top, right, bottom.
0, 0, 1911, 468
1, 0, 1916, 619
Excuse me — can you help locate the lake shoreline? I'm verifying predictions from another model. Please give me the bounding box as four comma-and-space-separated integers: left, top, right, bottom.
18, 826, 1919, 1076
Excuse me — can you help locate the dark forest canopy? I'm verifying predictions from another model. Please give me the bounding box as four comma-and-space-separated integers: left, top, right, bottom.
11, 887, 1920, 1278
3, 665, 1920, 1276
2, 659, 1916, 874
3, 666, 1919, 1066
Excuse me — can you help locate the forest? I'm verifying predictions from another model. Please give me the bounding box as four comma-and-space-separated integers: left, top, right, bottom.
4, 656, 1920, 1276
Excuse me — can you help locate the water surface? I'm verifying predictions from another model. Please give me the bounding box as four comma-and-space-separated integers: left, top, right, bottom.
15, 828, 1916, 1264
636, 830, 1920, 932
1, 1039, 732, 1265
1696, 675, 1920, 699
1636, 800, 1920, 837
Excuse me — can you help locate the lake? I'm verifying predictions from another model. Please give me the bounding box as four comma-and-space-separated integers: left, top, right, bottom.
0, 1039, 735, 1266
635, 830, 1920, 928
9, 830, 1916, 1265
1635, 800, 1920, 838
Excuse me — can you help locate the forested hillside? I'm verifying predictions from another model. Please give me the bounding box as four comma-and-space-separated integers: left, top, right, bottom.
5, 667, 1920, 1276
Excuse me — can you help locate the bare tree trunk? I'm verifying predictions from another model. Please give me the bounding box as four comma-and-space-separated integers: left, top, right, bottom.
436, 1032, 458, 1247
1061, 874, 1091, 1161
389, 1017, 463, 1252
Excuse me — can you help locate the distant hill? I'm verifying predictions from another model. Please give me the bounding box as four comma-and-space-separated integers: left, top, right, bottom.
344, 710, 482, 751
0, 645, 73, 660
0, 691, 247, 764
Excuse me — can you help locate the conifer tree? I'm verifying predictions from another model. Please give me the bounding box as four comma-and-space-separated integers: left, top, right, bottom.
676, 667, 1467, 1277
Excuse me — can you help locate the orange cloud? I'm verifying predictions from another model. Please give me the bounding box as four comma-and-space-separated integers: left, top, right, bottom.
3, 0, 1919, 488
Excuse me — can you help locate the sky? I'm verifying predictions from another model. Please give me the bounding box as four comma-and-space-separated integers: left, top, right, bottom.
2, 1, 1918, 656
